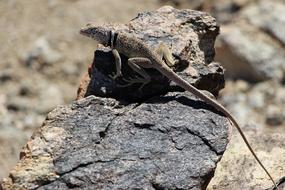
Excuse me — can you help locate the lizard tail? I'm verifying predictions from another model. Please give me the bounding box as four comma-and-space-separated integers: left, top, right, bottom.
156, 64, 279, 189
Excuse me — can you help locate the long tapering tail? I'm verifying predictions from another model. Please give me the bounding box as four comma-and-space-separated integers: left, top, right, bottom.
156, 64, 278, 189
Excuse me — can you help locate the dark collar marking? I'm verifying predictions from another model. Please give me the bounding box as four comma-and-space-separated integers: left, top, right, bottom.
108, 30, 112, 47
108, 31, 118, 48
113, 32, 118, 47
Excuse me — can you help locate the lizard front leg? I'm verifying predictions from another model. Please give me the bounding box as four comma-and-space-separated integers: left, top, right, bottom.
108, 49, 122, 79
155, 42, 176, 67
119, 57, 152, 90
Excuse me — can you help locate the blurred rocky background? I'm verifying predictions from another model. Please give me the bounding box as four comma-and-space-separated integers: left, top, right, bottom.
0, 0, 284, 188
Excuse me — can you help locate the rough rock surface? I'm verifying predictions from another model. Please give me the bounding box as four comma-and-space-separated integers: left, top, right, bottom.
1, 94, 229, 190
79, 6, 225, 100
1, 6, 231, 190
207, 127, 285, 190
215, 0, 285, 82
0, 0, 163, 178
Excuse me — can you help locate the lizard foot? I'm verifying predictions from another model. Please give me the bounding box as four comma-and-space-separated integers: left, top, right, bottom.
117, 75, 150, 90
108, 72, 122, 80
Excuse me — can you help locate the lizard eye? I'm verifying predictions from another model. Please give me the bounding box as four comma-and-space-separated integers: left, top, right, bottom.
91, 28, 97, 33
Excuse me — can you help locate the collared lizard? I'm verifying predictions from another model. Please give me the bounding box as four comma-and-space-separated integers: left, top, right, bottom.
80, 24, 278, 189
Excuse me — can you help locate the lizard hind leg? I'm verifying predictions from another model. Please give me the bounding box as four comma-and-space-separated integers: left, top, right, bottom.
118, 57, 152, 90
155, 42, 176, 67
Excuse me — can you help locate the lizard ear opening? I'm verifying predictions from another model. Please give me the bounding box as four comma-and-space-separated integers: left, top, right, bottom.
94, 27, 112, 47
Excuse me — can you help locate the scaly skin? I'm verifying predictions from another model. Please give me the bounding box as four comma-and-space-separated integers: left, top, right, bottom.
80, 24, 278, 189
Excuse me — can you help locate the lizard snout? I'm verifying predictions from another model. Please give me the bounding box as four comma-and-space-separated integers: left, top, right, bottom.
79, 23, 96, 36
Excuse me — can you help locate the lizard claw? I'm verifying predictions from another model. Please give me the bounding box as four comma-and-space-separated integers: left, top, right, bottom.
122, 75, 144, 84
108, 72, 122, 80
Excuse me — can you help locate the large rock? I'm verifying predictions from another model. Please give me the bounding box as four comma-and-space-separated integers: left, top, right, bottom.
1, 6, 232, 190
1, 94, 229, 190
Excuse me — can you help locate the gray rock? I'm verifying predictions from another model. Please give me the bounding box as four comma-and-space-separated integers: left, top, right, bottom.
159, 0, 205, 9
210, 0, 244, 23
0, 126, 29, 179
216, 25, 285, 81
243, 0, 285, 46
0, 69, 13, 83
220, 80, 285, 129
21, 37, 62, 69
36, 84, 64, 114
215, 0, 285, 82
265, 105, 284, 126
248, 90, 265, 109
1, 94, 229, 190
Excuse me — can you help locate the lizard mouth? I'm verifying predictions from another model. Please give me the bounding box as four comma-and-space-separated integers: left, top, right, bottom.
79, 27, 89, 37
79, 23, 94, 37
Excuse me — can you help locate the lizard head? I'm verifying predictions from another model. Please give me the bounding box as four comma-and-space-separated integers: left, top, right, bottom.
80, 24, 111, 46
